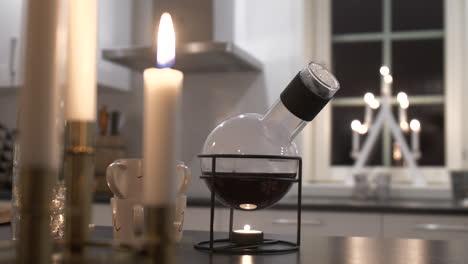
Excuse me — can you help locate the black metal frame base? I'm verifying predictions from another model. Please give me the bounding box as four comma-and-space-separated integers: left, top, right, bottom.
194, 238, 299, 255
194, 154, 302, 255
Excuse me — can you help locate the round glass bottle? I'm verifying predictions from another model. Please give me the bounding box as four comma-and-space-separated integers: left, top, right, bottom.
201, 62, 340, 210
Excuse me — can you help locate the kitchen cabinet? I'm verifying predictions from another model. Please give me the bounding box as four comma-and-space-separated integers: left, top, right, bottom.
0, 1, 23, 88
0, 0, 132, 91
183, 207, 227, 232
383, 214, 468, 240
97, 0, 133, 92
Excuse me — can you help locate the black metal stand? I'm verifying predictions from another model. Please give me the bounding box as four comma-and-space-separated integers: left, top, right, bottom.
194, 154, 302, 255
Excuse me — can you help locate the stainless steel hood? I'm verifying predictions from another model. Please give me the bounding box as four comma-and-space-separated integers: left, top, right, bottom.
102, 0, 262, 73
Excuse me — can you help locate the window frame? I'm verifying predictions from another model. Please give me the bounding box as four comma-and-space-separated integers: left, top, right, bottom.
302, 0, 465, 186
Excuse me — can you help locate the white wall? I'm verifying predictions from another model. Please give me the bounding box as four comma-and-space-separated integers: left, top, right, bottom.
0, 92, 17, 129
0, 0, 306, 199
182, 0, 305, 197
79, 0, 307, 199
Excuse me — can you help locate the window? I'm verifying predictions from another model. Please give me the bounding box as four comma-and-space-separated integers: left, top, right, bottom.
331, 0, 444, 169
302, 0, 467, 185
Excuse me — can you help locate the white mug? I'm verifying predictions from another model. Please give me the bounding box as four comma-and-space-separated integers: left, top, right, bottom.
107, 159, 190, 243
106, 159, 190, 199
106, 159, 143, 200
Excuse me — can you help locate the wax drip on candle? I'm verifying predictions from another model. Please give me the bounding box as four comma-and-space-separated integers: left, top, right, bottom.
156, 12, 176, 68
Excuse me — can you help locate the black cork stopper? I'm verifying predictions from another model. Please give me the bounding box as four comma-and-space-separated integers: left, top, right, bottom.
280, 62, 340, 121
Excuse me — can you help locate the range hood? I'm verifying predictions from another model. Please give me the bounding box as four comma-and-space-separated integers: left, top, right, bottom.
102, 0, 262, 73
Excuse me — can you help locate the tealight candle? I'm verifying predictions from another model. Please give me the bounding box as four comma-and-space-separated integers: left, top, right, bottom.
231, 225, 264, 246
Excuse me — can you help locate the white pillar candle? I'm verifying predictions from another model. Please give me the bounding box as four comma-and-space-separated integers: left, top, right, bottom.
410, 119, 421, 152
143, 13, 183, 206
382, 73, 392, 97
19, 0, 62, 169
351, 120, 361, 155
66, 0, 97, 121
363, 93, 374, 127
397, 92, 409, 132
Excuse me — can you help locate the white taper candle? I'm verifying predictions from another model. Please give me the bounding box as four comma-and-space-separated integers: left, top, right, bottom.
143, 13, 183, 206
410, 119, 421, 153
66, 0, 97, 121
19, 0, 62, 169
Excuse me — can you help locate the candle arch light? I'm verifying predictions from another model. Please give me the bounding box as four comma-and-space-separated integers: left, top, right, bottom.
349, 66, 424, 186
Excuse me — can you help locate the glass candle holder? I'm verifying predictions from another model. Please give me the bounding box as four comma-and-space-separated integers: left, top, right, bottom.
11, 143, 66, 240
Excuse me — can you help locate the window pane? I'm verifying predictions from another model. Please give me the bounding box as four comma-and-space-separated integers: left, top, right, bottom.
332, 0, 382, 34
392, 39, 443, 95
333, 42, 382, 97
393, 104, 445, 166
411, 105, 444, 166
331, 106, 383, 166
392, 0, 443, 31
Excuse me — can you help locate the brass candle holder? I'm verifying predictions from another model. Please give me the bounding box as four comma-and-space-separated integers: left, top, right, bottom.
17, 167, 57, 264
144, 206, 175, 264
64, 121, 95, 257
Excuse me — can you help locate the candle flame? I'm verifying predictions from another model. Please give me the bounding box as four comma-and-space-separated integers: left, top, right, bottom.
364, 93, 375, 104
380, 66, 390, 76
156, 12, 176, 68
397, 92, 409, 109
384, 75, 393, 84
370, 99, 380, 109
393, 143, 402, 161
244, 224, 251, 231
351, 120, 361, 132
410, 119, 421, 132
400, 121, 409, 132
358, 125, 368, 135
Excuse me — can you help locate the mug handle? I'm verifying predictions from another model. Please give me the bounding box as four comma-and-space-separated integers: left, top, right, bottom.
176, 163, 191, 195
106, 161, 128, 199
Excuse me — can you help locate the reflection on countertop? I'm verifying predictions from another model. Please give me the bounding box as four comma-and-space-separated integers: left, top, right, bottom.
186, 196, 468, 215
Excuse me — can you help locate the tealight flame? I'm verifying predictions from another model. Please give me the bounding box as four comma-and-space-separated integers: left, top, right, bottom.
241, 255, 253, 264
244, 224, 251, 231
156, 12, 176, 68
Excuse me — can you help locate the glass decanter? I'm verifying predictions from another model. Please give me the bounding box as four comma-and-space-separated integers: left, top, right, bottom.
201, 62, 340, 210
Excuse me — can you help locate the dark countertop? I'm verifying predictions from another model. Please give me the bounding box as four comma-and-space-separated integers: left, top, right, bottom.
2, 189, 467, 215
187, 196, 468, 215
2, 226, 467, 263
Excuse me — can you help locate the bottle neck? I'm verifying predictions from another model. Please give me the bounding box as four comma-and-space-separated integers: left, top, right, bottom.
261, 99, 307, 141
